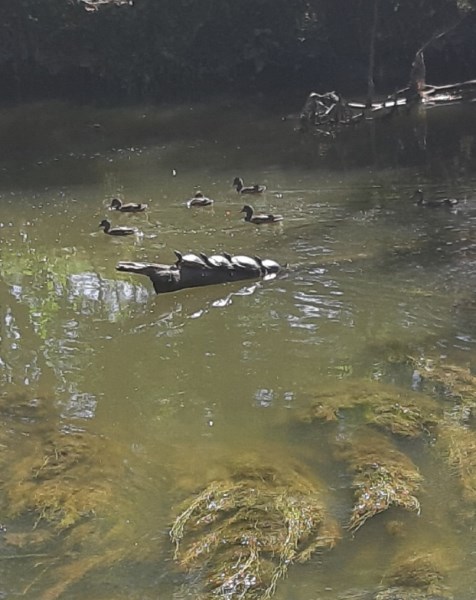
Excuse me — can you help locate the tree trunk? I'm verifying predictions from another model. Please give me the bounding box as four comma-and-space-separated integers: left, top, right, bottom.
366, 0, 379, 108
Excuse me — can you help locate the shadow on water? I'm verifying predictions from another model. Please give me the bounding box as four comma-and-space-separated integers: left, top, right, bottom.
0, 98, 476, 599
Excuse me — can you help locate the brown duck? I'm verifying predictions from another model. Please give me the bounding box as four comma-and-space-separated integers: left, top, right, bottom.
186, 192, 214, 208
240, 204, 283, 224
98, 219, 137, 236
110, 198, 148, 212
412, 189, 459, 208
233, 177, 267, 194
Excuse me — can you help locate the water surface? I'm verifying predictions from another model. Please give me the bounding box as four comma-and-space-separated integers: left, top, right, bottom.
1, 98, 476, 599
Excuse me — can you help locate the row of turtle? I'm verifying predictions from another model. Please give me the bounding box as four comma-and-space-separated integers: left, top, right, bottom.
173, 250, 281, 276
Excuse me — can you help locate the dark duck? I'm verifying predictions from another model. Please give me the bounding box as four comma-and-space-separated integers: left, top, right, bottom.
240, 204, 283, 224
186, 192, 214, 208
233, 177, 267, 194
98, 219, 137, 236
412, 189, 459, 208
110, 198, 148, 212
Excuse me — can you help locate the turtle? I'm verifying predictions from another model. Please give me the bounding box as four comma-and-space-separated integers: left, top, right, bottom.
254, 256, 281, 274
98, 219, 137, 236
174, 250, 209, 269
233, 177, 267, 194
222, 253, 263, 274
199, 253, 233, 269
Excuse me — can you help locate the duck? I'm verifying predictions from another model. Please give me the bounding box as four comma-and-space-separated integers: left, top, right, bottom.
186, 191, 214, 208
98, 219, 137, 236
240, 204, 283, 225
412, 189, 459, 208
233, 177, 267, 194
110, 198, 148, 212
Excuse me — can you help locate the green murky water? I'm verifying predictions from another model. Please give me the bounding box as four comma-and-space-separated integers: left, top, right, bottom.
1, 98, 476, 599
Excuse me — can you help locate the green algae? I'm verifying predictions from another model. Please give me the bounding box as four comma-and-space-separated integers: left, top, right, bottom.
170, 455, 340, 599
334, 430, 423, 532
3, 428, 122, 530
436, 421, 476, 504
299, 379, 440, 438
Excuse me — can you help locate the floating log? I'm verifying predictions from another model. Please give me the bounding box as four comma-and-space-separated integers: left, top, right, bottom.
116, 258, 279, 294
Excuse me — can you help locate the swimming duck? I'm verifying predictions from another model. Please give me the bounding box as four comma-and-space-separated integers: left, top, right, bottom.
240, 204, 283, 224
233, 177, 267, 194
110, 198, 148, 212
412, 189, 459, 208
98, 219, 137, 236
186, 192, 214, 208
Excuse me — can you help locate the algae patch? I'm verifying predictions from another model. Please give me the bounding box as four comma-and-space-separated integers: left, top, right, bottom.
334, 430, 422, 532
170, 456, 339, 599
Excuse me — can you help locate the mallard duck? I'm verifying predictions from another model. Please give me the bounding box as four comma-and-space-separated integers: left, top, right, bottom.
240, 204, 283, 224
186, 192, 214, 208
412, 189, 459, 208
98, 219, 137, 236
233, 177, 267, 194
110, 198, 148, 212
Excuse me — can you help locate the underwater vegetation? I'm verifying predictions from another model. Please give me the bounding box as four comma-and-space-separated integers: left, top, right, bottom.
170, 456, 340, 599
1, 350, 476, 599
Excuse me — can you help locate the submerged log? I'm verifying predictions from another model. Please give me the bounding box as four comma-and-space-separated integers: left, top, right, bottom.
116, 260, 276, 294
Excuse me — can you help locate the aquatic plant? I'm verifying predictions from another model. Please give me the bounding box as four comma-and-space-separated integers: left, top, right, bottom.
334, 430, 423, 532
411, 358, 476, 422
437, 421, 476, 503
4, 429, 120, 529
170, 457, 340, 599
300, 379, 440, 438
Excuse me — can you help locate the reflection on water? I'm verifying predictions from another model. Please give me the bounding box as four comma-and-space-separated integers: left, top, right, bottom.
0, 99, 476, 599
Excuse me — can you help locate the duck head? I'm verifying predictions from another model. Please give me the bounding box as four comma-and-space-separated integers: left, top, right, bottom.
240, 205, 254, 220
110, 198, 122, 210
233, 177, 244, 191
99, 219, 111, 230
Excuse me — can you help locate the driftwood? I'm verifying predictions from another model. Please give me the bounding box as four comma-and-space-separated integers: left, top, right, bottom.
116, 260, 278, 294
299, 42, 476, 135
299, 78, 476, 134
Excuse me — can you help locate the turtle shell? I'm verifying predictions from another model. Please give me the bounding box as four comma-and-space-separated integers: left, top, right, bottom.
255, 257, 281, 273
174, 251, 208, 268
200, 253, 232, 269
228, 254, 262, 272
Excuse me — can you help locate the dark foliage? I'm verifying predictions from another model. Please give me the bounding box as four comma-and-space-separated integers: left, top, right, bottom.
0, 0, 475, 103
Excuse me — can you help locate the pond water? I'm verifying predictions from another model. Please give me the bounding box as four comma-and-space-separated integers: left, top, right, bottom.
1, 98, 476, 599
